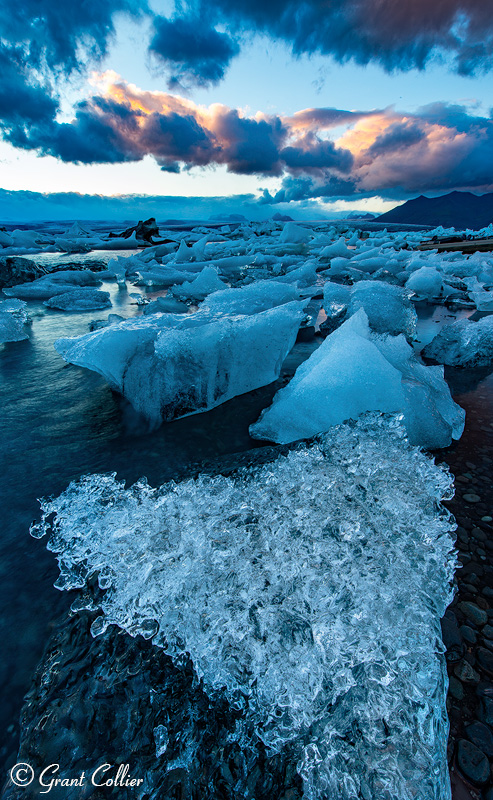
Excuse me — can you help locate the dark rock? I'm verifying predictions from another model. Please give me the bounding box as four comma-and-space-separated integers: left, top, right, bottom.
458, 602, 488, 626
471, 527, 487, 542
457, 739, 490, 786
465, 721, 493, 758
477, 647, 493, 674
111, 218, 168, 244
442, 611, 463, 660
0, 256, 41, 289
460, 625, 477, 645
454, 660, 480, 683
483, 624, 493, 639
449, 676, 465, 701
478, 697, 493, 726
463, 494, 481, 503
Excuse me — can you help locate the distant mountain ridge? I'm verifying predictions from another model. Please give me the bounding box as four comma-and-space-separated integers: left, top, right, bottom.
376, 191, 493, 230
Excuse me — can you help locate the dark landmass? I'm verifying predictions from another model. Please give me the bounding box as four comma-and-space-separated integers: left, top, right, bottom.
377, 192, 493, 230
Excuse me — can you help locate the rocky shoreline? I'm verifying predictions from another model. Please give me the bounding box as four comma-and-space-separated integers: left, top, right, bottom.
437, 374, 493, 800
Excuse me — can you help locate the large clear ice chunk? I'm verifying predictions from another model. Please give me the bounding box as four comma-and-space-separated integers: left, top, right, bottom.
422, 315, 493, 367
32, 414, 455, 800
55, 295, 305, 424
250, 310, 464, 448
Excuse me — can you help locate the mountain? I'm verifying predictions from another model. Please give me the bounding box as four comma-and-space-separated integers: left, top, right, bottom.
376, 191, 493, 230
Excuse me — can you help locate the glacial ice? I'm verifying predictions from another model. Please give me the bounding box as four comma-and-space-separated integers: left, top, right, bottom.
202, 281, 300, 315
3, 278, 92, 300
250, 310, 464, 448
32, 414, 456, 800
0, 298, 29, 342
54, 298, 305, 424
406, 267, 444, 299
171, 265, 229, 301
423, 315, 493, 367
44, 289, 112, 311
279, 221, 311, 244
322, 280, 417, 337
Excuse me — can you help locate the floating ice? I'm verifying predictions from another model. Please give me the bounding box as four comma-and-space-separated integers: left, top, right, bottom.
279, 222, 311, 244
251, 310, 464, 448
406, 267, 443, 299
423, 315, 493, 367
55, 298, 305, 424
202, 281, 300, 315
323, 280, 417, 338
171, 266, 229, 301
3, 278, 89, 300
143, 296, 190, 315
0, 298, 29, 342
32, 414, 455, 800
44, 289, 112, 311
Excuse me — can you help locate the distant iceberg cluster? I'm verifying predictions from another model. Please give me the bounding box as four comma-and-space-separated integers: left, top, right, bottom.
4, 217, 491, 447
32, 414, 456, 800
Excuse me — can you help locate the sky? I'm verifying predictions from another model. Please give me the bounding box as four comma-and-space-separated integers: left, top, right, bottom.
1, 0, 493, 220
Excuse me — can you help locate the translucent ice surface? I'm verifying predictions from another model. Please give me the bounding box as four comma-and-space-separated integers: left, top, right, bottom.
251, 310, 464, 449
323, 280, 417, 338
423, 315, 493, 367
55, 297, 305, 424
32, 414, 455, 800
0, 298, 29, 342
44, 289, 112, 311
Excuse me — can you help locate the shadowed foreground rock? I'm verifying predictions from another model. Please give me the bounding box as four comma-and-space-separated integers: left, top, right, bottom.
2, 611, 302, 800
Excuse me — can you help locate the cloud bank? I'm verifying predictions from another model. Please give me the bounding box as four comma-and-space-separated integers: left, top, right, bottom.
5, 74, 493, 202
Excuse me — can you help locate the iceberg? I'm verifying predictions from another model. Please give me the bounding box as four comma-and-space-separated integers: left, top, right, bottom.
422, 315, 493, 367
55, 296, 305, 424
3, 277, 92, 300
0, 298, 29, 342
279, 221, 311, 244
323, 280, 417, 338
32, 414, 456, 800
406, 267, 443, 299
44, 289, 112, 311
250, 310, 464, 449
171, 266, 229, 301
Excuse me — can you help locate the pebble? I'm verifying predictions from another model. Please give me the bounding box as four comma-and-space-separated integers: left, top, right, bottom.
481, 516, 493, 522
477, 647, 493, 673
483, 587, 493, 600
483, 624, 493, 639
454, 660, 480, 683
460, 625, 477, 644
457, 739, 491, 785
463, 494, 481, 503
458, 602, 488, 626
448, 676, 464, 701
478, 697, 493, 726
465, 721, 493, 758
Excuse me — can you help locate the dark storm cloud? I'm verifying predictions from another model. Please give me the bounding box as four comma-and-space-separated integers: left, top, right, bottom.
281, 135, 354, 173
149, 16, 240, 87
0, 0, 145, 71
178, 0, 493, 75
0, 46, 58, 126
0, 0, 146, 159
